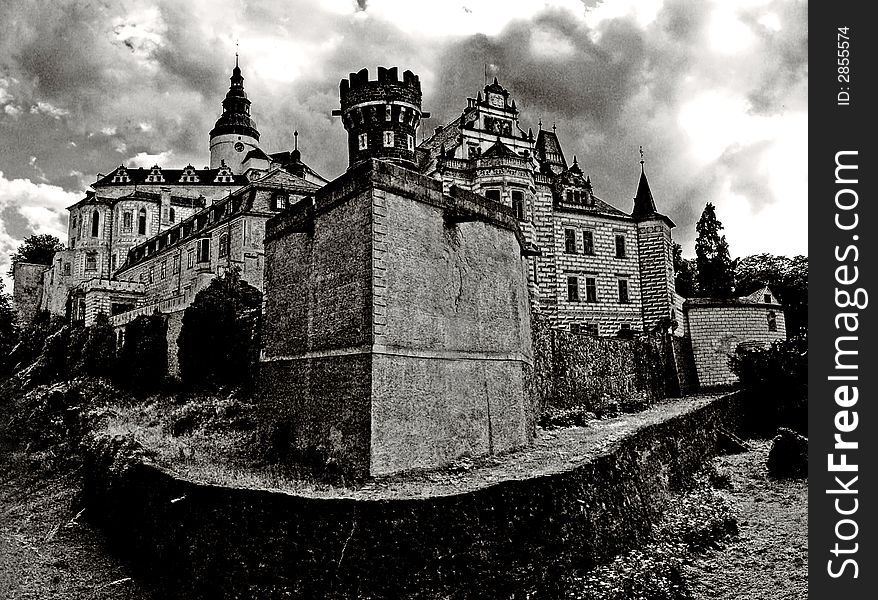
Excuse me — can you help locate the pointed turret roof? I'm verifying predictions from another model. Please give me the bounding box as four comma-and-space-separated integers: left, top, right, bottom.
632, 165, 657, 218
209, 56, 260, 141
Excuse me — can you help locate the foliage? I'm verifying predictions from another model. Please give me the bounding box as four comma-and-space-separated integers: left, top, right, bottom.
80, 313, 118, 378
177, 269, 262, 390
116, 312, 168, 392
729, 337, 807, 435
694, 203, 735, 298
7, 234, 65, 276
0, 279, 18, 376
735, 254, 808, 337
672, 243, 698, 298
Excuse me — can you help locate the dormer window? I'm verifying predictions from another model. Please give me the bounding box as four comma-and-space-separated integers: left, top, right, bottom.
111, 166, 130, 184
214, 162, 234, 183
180, 165, 200, 183
146, 165, 164, 183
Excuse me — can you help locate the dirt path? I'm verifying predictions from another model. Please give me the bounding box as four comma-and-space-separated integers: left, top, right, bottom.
684, 440, 808, 599
0, 447, 154, 600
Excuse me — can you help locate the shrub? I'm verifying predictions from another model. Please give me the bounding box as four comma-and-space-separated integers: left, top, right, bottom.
177, 269, 262, 390
116, 312, 168, 392
80, 313, 117, 378
729, 336, 807, 435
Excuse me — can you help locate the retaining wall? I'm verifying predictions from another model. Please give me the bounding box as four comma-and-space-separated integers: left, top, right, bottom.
82, 393, 739, 599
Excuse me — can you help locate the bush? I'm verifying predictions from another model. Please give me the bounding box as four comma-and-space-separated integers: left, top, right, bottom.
80, 313, 117, 378
177, 269, 262, 390
116, 312, 168, 392
729, 336, 807, 435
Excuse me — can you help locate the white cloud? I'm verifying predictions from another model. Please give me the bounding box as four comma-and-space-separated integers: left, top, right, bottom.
708, 5, 756, 55
127, 150, 174, 168
30, 101, 70, 119
584, 0, 663, 31
4, 104, 22, 117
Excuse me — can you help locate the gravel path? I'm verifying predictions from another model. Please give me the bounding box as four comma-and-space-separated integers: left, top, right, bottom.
684, 440, 808, 599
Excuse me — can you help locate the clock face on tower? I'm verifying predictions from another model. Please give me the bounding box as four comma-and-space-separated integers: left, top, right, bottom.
488, 93, 504, 108
234, 142, 245, 152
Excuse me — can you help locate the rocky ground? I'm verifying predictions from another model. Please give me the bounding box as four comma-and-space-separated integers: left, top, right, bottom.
683, 439, 808, 599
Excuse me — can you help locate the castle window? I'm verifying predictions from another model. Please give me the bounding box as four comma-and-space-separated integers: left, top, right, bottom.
571, 323, 598, 336
566, 190, 573, 203
111, 254, 117, 271
512, 190, 525, 220
567, 276, 579, 302
585, 277, 597, 303
169, 208, 175, 223
273, 193, 288, 210
173, 254, 180, 274
768, 311, 778, 332
485, 189, 501, 203
160, 260, 167, 280
615, 234, 626, 258
187, 248, 194, 269
407, 134, 415, 152
85, 252, 97, 272
91, 210, 100, 237
122, 211, 133, 232
564, 229, 577, 254
385, 104, 392, 121
62, 262, 71, 276
218, 233, 230, 258
582, 230, 594, 255
148, 266, 154, 283
383, 131, 394, 147
358, 133, 368, 150
196, 238, 210, 263
139, 272, 144, 283
138, 208, 147, 235
618, 279, 630, 304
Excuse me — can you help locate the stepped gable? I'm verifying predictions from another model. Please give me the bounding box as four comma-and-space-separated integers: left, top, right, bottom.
93, 167, 249, 187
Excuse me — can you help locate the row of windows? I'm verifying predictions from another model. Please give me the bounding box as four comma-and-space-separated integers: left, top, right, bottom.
567, 275, 630, 304
564, 228, 626, 258
569, 323, 632, 336
357, 131, 416, 152
136, 237, 219, 284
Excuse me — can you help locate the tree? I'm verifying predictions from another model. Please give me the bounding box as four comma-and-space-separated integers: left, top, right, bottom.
735, 254, 808, 337
178, 269, 262, 389
672, 242, 698, 298
80, 313, 117, 378
694, 203, 735, 298
0, 279, 19, 377
116, 312, 167, 392
7, 234, 65, 276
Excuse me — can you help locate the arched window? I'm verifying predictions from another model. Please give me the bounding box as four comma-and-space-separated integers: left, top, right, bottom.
169, 207, 175, 223
138, 208, 147, 235
218, 233, 230, 258
91, 210, 100, 237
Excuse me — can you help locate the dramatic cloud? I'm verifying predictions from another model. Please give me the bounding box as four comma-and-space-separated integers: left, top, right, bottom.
0, 0, 807, 291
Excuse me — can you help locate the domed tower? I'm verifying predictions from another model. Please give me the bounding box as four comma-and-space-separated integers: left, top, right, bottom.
335, 67, 428, 170
209, 55, 260, 174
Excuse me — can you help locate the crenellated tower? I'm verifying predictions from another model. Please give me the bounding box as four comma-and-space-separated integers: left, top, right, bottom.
334, 67, 428, 170
209, 55, 261, 174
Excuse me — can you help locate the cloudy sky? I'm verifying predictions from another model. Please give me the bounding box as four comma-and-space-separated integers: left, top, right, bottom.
0, 0, 807, 290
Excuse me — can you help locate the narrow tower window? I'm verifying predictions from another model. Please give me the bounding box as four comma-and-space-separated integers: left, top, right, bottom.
358, 133, 368, 150
91, 210, 100, 237
383, 131, 394, 147
138, 208, 147, 235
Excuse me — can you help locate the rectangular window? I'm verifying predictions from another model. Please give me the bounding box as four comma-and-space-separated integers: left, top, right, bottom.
187, 248, 194, 268
385, 104, 392, 121
110, 254, 117, 271
485, 189, 501, 203
582, 230, 594, 255
160, 260, 167, 280
173, 255, 180, 274
615, 234, 626, 258
383, 131, 394, 147
358, 133, 368, 150
148, 266, 154, 283
197, 238, 210, 263
564, 229, 577, 254
511, 190, 525, 220
85, 253, 97, 272
618, 279, 630, 303
585, 277, 597, 303
62, 262, 71, 276
407, 134, 415, 151
139, 272, 144, 283
218, 233, 229, 258
122, 211, 133, 232
567, 276, 579, 302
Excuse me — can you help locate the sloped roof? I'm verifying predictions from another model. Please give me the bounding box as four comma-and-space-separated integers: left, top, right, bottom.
481, 139, 519, 159
94, 167, 248, 187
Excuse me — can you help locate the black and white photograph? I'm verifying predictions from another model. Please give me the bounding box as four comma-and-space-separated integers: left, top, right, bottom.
0, 0, 828, 598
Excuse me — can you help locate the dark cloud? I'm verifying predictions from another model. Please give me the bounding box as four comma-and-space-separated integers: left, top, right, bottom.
1, 206, 34, 240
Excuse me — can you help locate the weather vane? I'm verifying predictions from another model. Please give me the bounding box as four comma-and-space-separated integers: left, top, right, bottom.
639, 145, 645, 165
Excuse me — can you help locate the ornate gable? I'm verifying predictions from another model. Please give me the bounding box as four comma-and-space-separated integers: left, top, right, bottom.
111, 165, 130, 184
145, 165, 165, 183
179, 164, 200, 183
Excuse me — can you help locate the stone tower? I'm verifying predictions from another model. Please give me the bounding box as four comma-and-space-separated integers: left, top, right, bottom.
209, 56, 260, 174
334, 67, 429, 170
632, 153, 677, 331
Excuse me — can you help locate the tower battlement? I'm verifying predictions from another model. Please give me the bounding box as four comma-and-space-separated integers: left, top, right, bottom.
335, 66, 429, 170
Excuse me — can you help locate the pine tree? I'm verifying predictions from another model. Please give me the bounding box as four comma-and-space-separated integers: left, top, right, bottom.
694, 203, 735, 298
672, 242, 698, 298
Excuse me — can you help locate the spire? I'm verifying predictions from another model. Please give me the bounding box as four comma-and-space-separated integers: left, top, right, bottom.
210, 55, 259, 141
632, 146, 657, 218
291, 129, 300, 162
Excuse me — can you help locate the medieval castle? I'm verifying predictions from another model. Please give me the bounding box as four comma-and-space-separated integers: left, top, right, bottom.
12, 61, 787, 474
